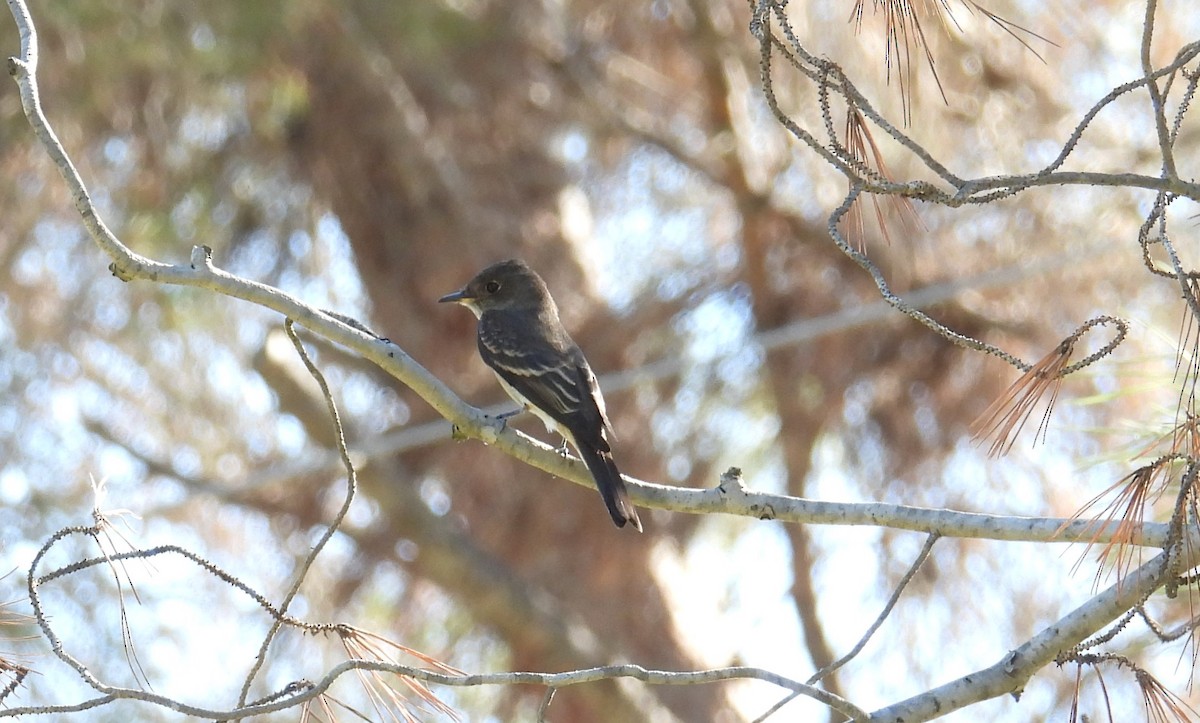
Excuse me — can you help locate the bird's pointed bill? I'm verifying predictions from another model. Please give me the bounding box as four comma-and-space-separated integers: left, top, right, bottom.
438, 289, 469, 303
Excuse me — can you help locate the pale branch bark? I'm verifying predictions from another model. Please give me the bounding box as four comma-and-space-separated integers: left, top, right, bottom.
48, 237, 1180, 551
88, 409, 651, 689
748, 0, 1199, 396
870, 548, 1176, 721
67, 418, 1194, 549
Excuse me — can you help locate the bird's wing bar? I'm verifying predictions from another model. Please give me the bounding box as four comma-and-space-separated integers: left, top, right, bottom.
480, 337, 583, 416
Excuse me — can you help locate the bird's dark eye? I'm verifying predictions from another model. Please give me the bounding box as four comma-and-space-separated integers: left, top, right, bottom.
485, 280, 501, 294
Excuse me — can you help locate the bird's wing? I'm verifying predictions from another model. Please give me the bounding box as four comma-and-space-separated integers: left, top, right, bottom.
577, 356, 614, 439
479, 330, 585, 418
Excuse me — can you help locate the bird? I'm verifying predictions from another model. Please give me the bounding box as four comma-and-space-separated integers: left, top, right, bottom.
439, 259, 643, 532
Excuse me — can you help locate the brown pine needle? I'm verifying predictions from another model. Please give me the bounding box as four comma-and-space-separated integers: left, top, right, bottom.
0, 573, 36, 704
1176, 412, 1200, 458
89, 480, 155, 692
1173, 280, 1200, 458
1056, 460, 1177, 588
1131, 409, 1200, 461
334, 625, 461, 722
1137, 668, 1200, 723
300, 692, 341, 723
962, 2, 1058, 62
842, 105, 924, 251
970, 339, 1073, 457
0, 658, 30, 706
847, 0, 950, 123
1066, 663, 1083, 723
1094, 665, 1115, 723
849, 1, 1053, 124
1173, 279, 1200, 385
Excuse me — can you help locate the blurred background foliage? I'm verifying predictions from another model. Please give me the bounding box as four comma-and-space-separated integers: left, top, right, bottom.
1, 0, 1198, 720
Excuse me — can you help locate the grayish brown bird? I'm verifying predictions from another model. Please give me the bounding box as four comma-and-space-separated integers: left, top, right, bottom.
439, 259, 643, 531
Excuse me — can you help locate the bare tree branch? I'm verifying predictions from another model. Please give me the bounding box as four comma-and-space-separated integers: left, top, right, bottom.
870, 549, 1177, 721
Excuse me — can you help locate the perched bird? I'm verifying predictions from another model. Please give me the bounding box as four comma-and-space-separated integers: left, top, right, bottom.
439, 260, 643, 531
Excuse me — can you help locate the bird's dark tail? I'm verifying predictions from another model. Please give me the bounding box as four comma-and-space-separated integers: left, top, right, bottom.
577, 444, 643, 532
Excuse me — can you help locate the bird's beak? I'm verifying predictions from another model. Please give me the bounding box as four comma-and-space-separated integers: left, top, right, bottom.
439, 286, 484, 318
438, 288, 470, 304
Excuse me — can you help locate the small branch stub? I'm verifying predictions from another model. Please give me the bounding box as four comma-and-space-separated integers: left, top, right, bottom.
107, 261, 133, 282
718, 467, 747, 495
190, 244, 213, 271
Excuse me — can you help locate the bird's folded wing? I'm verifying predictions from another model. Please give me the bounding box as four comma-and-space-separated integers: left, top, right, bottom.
480, 338, 584, 416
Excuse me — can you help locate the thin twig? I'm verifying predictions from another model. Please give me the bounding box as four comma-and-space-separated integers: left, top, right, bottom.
236, 320, 360, 705
811, 532, 941, 685
1141, 0, 1178, 181
755, 533, 941, 722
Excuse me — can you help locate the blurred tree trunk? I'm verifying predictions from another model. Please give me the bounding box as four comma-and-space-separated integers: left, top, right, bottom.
282, 6, 711, 720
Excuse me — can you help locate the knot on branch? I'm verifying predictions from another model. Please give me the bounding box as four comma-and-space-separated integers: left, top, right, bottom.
189, 244, 214, 271
717, 467, 746, 495
107, 260, 135, 282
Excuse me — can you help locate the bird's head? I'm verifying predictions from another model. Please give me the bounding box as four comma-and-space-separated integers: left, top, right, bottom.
438, 259, 555, 318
